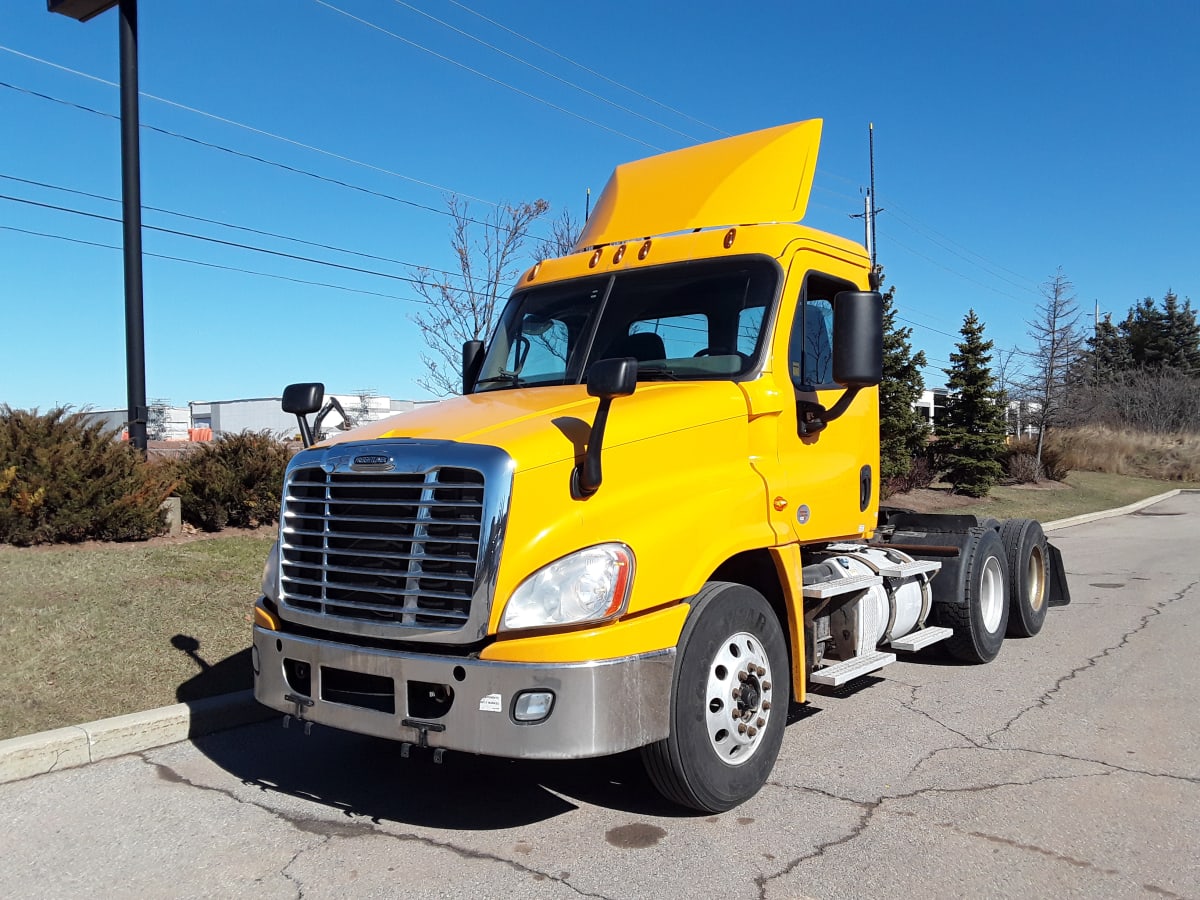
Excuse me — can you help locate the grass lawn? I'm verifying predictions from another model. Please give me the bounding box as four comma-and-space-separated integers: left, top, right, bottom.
0, 530, 275, 740
887, 471, 1189, 522
0, 472, 1192, 741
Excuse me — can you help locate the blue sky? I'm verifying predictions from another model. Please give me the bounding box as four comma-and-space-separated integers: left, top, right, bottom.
2, 1, 1197, 411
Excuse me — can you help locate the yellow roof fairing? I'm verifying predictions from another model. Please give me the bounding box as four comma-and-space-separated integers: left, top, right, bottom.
576, 119, 823, 250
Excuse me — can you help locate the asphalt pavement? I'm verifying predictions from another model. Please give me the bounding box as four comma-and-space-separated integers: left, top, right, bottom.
0, 490, 1196, 899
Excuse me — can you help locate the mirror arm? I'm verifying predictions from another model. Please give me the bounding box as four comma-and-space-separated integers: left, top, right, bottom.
294, 414, 314, 448
797, 386, 863, 436
572, 398, 614, 498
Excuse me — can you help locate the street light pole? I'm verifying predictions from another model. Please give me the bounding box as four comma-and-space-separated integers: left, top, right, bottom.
48, 0, 147, 453
117, 0, 147, 452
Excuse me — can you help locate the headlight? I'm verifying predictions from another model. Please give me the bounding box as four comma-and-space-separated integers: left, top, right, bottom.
501, 543, 634, 631
261, 539, 281, 601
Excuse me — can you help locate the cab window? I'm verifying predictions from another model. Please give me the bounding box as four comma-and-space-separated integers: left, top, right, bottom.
788, 273, 854, 390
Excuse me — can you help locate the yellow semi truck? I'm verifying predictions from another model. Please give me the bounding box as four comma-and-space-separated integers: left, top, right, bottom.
252, 120, 1069, 812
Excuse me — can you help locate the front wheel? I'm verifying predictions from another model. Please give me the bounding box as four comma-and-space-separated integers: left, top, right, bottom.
642, 582, 790, 813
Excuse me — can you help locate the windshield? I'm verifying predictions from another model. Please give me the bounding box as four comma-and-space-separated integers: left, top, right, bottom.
473, 257, 780, 392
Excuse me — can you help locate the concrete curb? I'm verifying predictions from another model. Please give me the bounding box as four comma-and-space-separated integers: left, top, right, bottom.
1042, 488, 1194, 532
3, 489, 1195, 785
0, 690, 273, 785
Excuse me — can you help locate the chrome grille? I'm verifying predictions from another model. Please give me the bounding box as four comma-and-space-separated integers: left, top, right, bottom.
280, 464, 485, 630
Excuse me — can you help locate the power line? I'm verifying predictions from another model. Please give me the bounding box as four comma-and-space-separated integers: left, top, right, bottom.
310, 0, 663, 151
0, 80, 532, 238
880, 228, 1032, 303
0, 44, 497, 207
389, 0, 703, 143
879, 195, 1042, 292
0, 192, 505, 302
1, 224, 434, 307
445, 0, 729, 137
0, 172, 511, 291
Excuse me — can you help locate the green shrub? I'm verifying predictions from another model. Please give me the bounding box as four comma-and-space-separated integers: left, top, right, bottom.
0, 406, 173, 545
173, 431, 291, 531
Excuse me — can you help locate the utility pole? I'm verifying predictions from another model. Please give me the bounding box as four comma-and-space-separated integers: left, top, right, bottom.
48, 0, 148, 454
853, 123, 883, 288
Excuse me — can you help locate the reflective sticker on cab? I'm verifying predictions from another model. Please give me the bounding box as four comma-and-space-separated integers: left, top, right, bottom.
479, 692, 503, 712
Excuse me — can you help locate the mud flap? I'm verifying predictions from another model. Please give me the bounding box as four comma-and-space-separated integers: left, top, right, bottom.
1047, 542, 1071, 607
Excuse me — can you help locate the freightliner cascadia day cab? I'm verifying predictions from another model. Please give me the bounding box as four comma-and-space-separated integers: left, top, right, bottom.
252, 119, 1070, 812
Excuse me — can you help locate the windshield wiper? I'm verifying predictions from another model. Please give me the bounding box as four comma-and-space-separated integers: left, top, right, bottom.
475, 374, 525, 387
635, 365, 679, 381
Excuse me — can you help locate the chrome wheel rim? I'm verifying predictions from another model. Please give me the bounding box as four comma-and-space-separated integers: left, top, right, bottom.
704, 631, 774, 766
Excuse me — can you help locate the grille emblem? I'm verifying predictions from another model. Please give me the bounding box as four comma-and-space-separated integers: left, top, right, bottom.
352, 454, 393, 470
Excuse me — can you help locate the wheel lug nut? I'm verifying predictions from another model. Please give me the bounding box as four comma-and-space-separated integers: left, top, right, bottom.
756, 665, 766, 676
762, 681, 771, 691
738, 671, 749, 683
762, 701, 772, 710
731, 687, 741, 699
748, 726, 758, 737
757, 717, 765, 728
738, 723, 747, 734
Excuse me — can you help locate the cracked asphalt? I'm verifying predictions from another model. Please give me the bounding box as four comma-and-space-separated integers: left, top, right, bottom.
2, 493, 1197, 899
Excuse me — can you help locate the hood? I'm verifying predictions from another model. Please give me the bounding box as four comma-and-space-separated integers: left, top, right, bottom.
576, 119, 822, 249
320, 382, 751, 472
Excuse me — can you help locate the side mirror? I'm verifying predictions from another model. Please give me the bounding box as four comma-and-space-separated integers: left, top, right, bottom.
574, 358, 637, 498
586, 357, 638, 399
282, 382, 324, 416
462, 340, 485, 394
832, 291, 883, 388
796, 292, 882, 436
282, 382, 324, 448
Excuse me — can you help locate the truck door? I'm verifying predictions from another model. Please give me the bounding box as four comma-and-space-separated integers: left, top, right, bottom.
772, 263, 879, 544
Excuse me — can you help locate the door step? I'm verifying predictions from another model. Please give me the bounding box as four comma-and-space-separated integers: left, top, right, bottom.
810, 650, 896, 687
890, 626, 953, 652
802, 572, 882, 599
873, 558, 942, 579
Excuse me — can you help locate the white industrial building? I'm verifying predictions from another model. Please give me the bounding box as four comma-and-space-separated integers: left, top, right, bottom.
85, 393, 438, 441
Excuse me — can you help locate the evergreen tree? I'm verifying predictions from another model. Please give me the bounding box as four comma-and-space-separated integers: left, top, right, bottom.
1079, 313, 1132, 383
936, 310, 1007, 497
1161, 291, 1200, 376
879, 285, 928, 491
1119, 296, 1169, 369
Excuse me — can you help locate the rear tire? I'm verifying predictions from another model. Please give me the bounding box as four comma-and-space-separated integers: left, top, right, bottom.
937, 528, 1009, 663
1000, 518, 1049, 637
642, 582, 789, 813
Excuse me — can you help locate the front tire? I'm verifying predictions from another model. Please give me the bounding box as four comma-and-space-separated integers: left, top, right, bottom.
642, 582, 789, 812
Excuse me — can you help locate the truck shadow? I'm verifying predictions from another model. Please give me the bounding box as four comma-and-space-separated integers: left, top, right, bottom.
190, 718, 698, 829
171, 636, 252, 702
188, 699, 822, 829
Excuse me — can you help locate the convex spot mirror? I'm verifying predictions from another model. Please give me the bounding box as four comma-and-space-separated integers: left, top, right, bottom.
832, 291, 883, 388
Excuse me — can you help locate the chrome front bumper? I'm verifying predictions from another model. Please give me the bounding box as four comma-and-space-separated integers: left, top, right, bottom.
253, 625, 675, 759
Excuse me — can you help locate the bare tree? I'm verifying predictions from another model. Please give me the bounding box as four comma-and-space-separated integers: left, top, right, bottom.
535, 207, 582, 260
410, 195, 550, 396
992, 345, 1026, 438
1023, 268, 1083, 474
